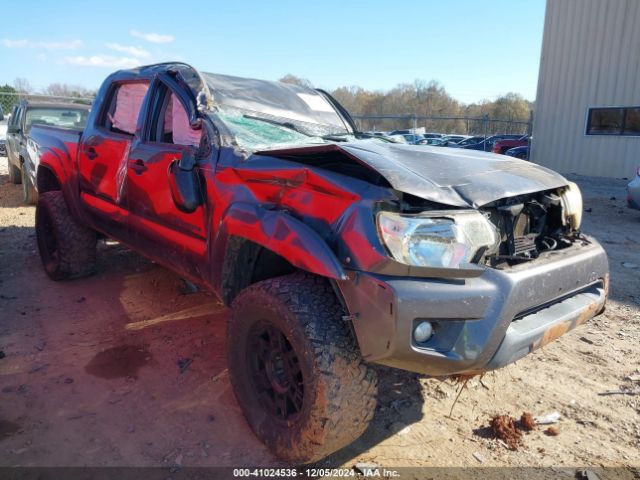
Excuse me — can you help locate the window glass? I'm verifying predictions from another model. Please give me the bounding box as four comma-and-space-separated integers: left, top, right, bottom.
587, 108, 624, 135
151, 86, 201, 147
24, 107, 89, 132
623, 108, 640, 136
106, 82, 149, 135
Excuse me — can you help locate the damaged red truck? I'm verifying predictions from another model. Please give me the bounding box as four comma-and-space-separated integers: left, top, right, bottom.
29, 63, 609, 463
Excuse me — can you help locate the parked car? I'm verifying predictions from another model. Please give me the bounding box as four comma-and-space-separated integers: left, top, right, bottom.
441, 134, 469, 144
505, 145, 530, 160
492, 135, 530, 154
0, 106, 7, 156
456, 135, 485, 147
462, 134, 524, 152
30, 62, 608, 464
627, 166, 640, 210
415, 138, 447, 146
400, 133, 424, 144
422, 132, 443, 139
6, 100, 90, 203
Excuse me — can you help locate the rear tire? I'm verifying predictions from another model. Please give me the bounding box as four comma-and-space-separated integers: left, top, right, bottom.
21, 167, 38, 205
228, 272, 378, 464
8, 161, 21, 184
36, 191, 97, 280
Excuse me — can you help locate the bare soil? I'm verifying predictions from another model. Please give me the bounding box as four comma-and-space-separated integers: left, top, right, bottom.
0, 160, 638, 471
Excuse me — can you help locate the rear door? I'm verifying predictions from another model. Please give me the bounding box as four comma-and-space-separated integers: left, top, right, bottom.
6, 104, 24, 166
124, 77, 207, 279
78, 80, 150, 236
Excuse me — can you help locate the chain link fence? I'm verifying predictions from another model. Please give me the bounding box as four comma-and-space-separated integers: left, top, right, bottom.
0, 92, 93, 117
352, 113, 532, 136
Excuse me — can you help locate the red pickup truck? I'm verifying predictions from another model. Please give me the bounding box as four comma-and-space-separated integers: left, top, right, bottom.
28, 62, 608, 463
492, 135, 530, 154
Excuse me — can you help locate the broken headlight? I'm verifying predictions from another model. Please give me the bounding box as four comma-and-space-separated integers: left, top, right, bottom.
559, 181, 583, 231
377, 210, 500, 269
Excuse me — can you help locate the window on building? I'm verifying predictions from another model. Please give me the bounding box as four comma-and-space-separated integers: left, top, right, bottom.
586, 106, 640, 136
623, 108, 640, 136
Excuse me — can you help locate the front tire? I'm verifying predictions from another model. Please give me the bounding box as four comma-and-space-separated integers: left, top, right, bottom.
228, 273, 378, 464
21, 166, 38, 204
36, 191, 97, 280
8, 161, 21, 184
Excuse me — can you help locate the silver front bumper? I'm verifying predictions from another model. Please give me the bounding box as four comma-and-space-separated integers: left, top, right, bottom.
338, 236, 609, 376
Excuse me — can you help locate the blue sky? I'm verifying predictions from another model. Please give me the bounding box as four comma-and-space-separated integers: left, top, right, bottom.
0, 0, 546, 104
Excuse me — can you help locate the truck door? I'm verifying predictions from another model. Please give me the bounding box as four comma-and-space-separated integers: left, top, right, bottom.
124, 78, 207, 279
78, 81, 150, 236
6, 104, 24, 167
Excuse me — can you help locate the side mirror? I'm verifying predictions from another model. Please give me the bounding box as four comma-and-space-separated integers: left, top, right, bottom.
168, 152, 203, 214
7, 125, 20, 135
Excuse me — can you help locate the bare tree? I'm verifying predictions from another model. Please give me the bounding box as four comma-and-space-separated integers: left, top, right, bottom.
13, 77, 33, 94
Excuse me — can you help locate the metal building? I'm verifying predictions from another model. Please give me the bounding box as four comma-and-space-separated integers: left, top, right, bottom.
531, 0, 640, 178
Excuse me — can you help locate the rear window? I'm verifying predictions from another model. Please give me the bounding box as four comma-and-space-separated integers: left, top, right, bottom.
24, 107, 89, 132
102, 82, 150, 135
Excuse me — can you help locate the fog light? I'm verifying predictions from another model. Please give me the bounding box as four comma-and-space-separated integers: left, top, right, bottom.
413, 321, 433, 343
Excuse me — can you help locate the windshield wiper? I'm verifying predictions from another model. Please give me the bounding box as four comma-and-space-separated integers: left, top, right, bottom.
243, 114, 312, 136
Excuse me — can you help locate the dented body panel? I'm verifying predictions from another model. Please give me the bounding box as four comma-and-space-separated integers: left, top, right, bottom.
31, 62, 609, 377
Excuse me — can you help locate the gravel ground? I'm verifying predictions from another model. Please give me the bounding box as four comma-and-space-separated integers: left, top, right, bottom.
0, 158, 638, 475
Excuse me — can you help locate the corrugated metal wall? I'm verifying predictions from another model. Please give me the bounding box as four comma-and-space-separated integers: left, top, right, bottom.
531, 0, 640, 178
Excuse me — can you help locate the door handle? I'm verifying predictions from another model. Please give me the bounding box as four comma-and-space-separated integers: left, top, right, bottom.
128, 159, 148, 174
85, 147, 98, 160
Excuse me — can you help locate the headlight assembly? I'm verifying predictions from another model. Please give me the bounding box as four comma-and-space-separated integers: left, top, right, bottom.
560, 181, 583, 231
377, 210, 500, 269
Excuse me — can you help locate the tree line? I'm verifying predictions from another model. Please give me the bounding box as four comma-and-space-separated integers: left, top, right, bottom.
280, 75, 533, 135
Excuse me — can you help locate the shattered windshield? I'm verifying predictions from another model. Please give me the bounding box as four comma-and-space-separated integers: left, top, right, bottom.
202, 72, 351, 151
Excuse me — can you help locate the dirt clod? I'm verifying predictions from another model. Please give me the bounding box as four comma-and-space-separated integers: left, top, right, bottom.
489, 415, 522, 450
545, 426, 560, 436
519, 412, 536, 431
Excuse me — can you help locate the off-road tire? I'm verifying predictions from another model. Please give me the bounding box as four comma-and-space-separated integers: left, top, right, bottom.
8, 161, 21, 184
36, 191, 97, 280
21, 167, 38, 204
228, 272, 378, 464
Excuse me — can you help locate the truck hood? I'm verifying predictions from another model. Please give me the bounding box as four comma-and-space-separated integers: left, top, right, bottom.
267, 142, 568, 208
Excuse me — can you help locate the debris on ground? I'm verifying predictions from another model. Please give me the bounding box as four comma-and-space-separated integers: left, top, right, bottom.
534, 411, 561, 425
177, 357, 193, 374
579, 336, 594, 345
489, 414, 522, 450
519, 412, 536, 431
622, 262, 639, 269
545, 426, 560, 436
598, 388, 640, 396
472, 452, 484, 463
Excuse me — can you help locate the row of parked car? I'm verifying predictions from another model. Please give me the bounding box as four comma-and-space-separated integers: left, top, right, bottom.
367, 130, 531, 159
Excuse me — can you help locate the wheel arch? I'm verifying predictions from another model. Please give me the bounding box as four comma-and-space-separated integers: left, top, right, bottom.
36, 164, 62, 193
212, 203, 347, 305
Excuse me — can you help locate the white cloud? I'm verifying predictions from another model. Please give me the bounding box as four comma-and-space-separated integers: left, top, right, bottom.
130, 29, 174, 44
63, 55, 140, 68
105, 42, 150, 58
1, 39, 83, 50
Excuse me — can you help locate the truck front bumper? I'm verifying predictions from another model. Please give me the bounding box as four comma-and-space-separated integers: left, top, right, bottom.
337, 236, 608, 376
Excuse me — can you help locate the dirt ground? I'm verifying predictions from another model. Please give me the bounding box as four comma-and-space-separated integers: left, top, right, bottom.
0, 158, 639, 474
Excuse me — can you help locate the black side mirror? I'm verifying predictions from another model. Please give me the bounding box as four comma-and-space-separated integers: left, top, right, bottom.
7, 125, 20, 135
168, 152, 203, 213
